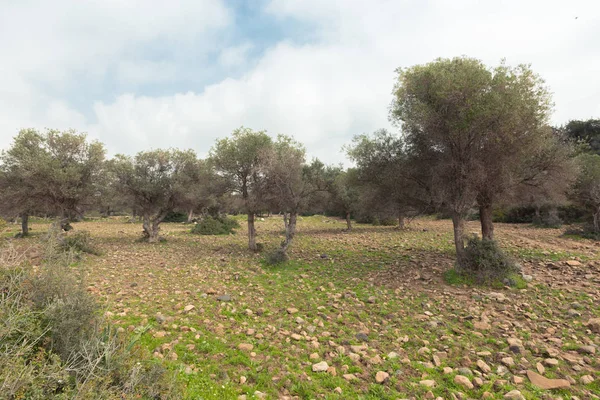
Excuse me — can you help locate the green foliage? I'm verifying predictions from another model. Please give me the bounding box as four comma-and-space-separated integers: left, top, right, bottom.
163, 211, 188, 223
0, 217, 6, 231
266, 248, 290, 265
0, 242, 179, 399
571, 153, 600, 232
459, 237, 518, 284
564, 119, 600, 155
59, 230, 102, 255
191, 216, 240, 235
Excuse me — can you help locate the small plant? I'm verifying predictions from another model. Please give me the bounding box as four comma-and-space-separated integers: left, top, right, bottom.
457, 236, 518, 284
191, 215, 240, 235
267, 248, 290, 265
60, 230, 102, 255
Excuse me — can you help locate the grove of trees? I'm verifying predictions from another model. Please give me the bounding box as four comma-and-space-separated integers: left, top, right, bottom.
1, 56, 598, 276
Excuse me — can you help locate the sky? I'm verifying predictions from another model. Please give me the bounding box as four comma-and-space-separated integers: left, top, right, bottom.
1, 0, 599, 164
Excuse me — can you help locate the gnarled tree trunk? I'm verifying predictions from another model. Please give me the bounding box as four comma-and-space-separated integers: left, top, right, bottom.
187, 209, 194, 223
479, 203, 494, 240
594, 206, 600, 233
345, 212, 352, 231
20, 213, 29, 236
451, 212, 467, 269
281, 212, 297, 253
248, 212, 257, 251
398, 214, 405, 229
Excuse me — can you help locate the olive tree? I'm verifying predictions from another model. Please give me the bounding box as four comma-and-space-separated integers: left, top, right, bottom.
110, 149, 200, 242
571, 154, 600, 232
390, 57, 556, 266
346, 129, 432, 229
328, 168, 361, 231
209, 127, 272, 251
262, 135, 327, 257
0, 129, 105, 234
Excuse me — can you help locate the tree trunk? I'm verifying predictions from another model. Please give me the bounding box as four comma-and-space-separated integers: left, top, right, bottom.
283, 212, 289, 231
148, 218, 161, 243
187, 209, 194, 223
479, 203, 494, 240
20, 213, 29, 236
398, 214, 405, 229
593, 206, 600, 233
281, 212, 297, 253
345, 212, 352, 231
248, 212, 257, 251
142, 214, 151, 238
451, 212, 467, 269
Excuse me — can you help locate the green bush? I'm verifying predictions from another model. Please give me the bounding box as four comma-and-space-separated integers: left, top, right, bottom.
163, 211, 188, 223
459, 236, 517, 284
267, 248, 289, 265
0, 241, 179, 399
56, 230, 102, 256
191, 216, 240, 235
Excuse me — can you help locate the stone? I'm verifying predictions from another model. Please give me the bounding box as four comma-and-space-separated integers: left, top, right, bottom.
327, 366, 337, 376
454, 375, 474, 390
217, 295, 231, 302
536, 362, 545, 374
240, 376, 247, 384
581, 375, 594, 384
387, 351, 399, 359
501, 357, 514, 367
312, 361, 329, 372
526, 370, 570, 389
375, 371, 389, 383
512, 376, 524, 384
183, 304, 195, 312
543, 358, 558, 367
419, 380, 436, 387
522, 274, 533, 282
443, 367, 453, 374
477, 359, 492, 373
343, 373, 357, 381
566, 260, 582, 266
504, 390, 525, 400
586, 318, 600, 333
309, 352, 319, 360
291, 333, 302, 340
355, 332, 369, 342
238, 343, 254, 351
286, 307, 299, 314
334, 387, 342, 394
578, 345, 596, 355
488, 292, 506, 302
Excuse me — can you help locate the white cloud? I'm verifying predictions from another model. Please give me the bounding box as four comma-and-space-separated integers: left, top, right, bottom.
1, 0, 599, 165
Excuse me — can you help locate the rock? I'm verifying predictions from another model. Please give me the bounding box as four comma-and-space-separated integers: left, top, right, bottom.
343, 373, 357, 381
458, 367, 473, 376
387, 351, 399, 359
477, 359, 492, 373
526, 370, 570, 389
291, 333, 302, 341
501, 357, 514, 367
183, 304, 195, 312
512, 376, 524, 384
536, 362, 545, 374
419, 380, 436, 387
474, 321, 491, 330
586, 318, 600, 333
522, 274, 533, 282
454, 375, 474, 390
254, 391, 266, 399
443, 367, 453, 374
581, 375, 594, 384
488, 292, 506, 302
239, 376, 247, 384
155, 313, 167, 324
543, 358, 558, 367
286, 307, 298, 314
355, 332, 369, 342
375, 371, 389, 383
295, 317, 305, 324
367, 296, 376, 303
238, 343, 254, 351
566, 260, 582, 266
578, 345, 596, 355
217, 295, 231, 302
312, 361, 329, 372
504, 390, 525, 400
327, 366, 337, 376
334, 387, 342, 394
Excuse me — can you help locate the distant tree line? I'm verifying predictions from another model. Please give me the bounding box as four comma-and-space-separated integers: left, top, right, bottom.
1, 57, 599, 271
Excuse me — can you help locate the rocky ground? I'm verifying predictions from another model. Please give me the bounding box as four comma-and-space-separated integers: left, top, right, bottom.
8, 216, 600, 399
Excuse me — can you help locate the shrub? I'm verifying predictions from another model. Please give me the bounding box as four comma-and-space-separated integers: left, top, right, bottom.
59, 230, 102, 255
267, 248, 289, 265
0, 237, 179, 399
191, 216, 240, 235
0, 217, 7, 231
163, 211, 188, 223
458, 236, 517, 284
564, 226, 600, 240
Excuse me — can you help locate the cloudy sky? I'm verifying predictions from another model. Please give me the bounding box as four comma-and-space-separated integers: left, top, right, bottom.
1, 0, 599, 164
